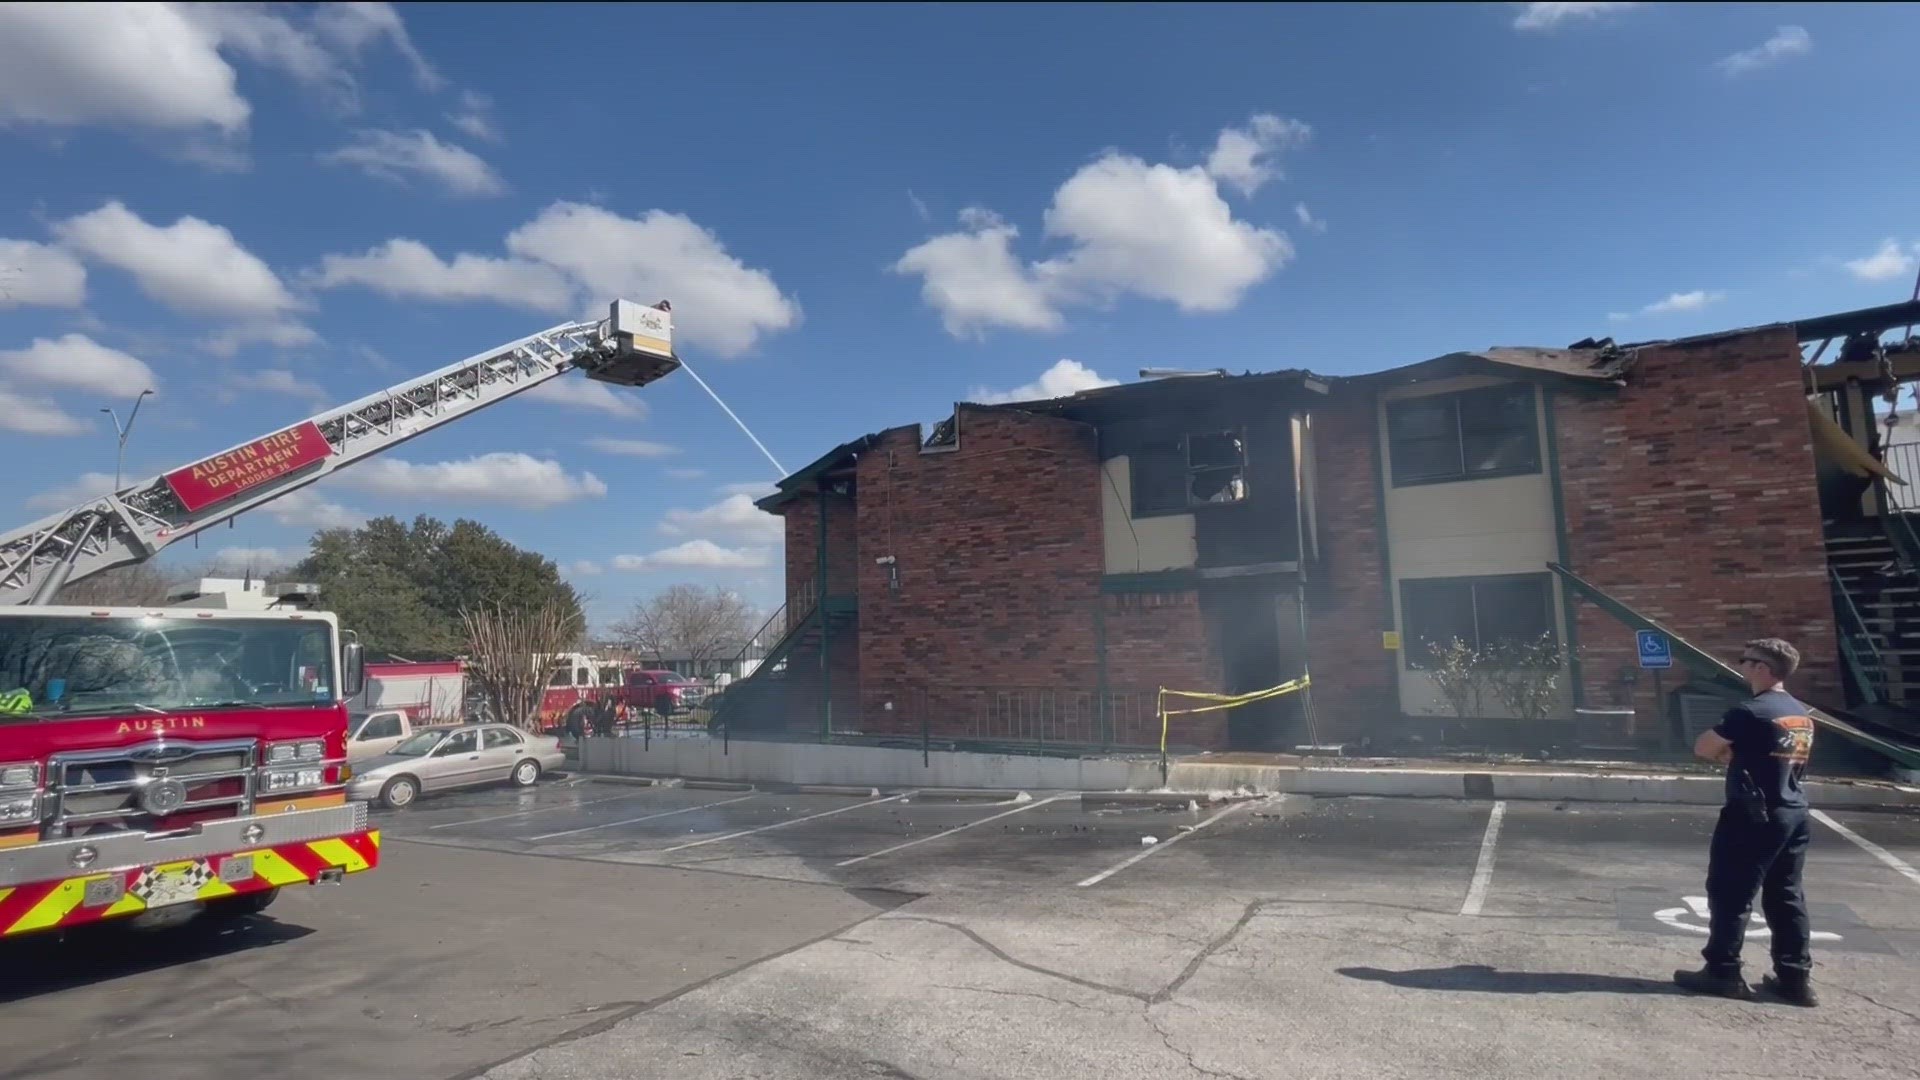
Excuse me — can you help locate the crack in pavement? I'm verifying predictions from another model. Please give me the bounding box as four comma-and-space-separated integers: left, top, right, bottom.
1145, 1004, 1260, 1080
887, 916, 1150, 1002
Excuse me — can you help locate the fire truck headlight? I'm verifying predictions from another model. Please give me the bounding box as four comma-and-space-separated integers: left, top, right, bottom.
262, 768, 326, 792
0, 762, 38, 788
0, 795, 38, 823
266, 740, 326, 765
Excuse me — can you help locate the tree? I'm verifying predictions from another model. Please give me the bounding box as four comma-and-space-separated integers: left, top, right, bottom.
292, 515, 582, 660
461, 598, 584, 731
612, 585, 760, 672
53, 563, 177, 606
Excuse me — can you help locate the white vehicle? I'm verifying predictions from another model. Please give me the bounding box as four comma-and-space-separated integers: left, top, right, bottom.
346, 709, 417, 761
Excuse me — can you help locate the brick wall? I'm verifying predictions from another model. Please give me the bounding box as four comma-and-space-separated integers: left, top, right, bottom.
1102, 591, 1228, 747
781, 491, 859, 607
1303, 394, 1399, 742
1556, 326, 1838, 732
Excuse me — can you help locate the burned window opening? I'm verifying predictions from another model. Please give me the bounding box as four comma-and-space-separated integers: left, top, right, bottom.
1129, 430, 1249, 515
923, 412, 959, 453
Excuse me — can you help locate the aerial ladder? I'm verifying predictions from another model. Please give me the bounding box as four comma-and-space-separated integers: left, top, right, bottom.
0, 299, 679, 606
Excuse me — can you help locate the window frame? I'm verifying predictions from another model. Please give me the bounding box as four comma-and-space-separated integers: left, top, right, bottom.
1397, 572, 1559, 672
1126, 427, 1251, 518
1385, 383, 1542, 488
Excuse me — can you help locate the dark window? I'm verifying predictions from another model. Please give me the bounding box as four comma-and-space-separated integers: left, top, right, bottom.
1386, 384, 1540, 486
1130, 445, 1188, 516
482, 727, 521, 749
1400, 574, 1556, 670
438, 729, 480, 755
1128, 430, 1249, 516
356, 713, 402, 740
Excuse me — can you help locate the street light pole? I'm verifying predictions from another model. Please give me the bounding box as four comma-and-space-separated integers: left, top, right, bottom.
99, 388, 154, 491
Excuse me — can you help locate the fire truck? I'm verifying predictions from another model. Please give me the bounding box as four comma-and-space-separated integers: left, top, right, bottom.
0, 300, 679, 938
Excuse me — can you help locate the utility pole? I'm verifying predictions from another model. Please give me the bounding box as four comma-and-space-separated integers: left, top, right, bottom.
100, 388, 154, 491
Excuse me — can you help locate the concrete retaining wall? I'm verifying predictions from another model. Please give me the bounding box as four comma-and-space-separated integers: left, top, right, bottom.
578, 736, 1152, 791
578, 737, 1920, 808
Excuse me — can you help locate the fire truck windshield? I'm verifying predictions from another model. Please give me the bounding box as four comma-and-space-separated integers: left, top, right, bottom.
0, 615, 336, 721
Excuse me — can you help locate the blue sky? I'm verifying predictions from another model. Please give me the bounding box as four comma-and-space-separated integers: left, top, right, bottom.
3, 2, 1918, 630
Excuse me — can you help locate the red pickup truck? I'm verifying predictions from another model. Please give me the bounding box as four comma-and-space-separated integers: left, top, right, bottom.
619, 669, 707, 718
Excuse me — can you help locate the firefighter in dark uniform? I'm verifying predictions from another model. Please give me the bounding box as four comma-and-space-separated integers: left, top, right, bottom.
1674, 638, 1819, 1007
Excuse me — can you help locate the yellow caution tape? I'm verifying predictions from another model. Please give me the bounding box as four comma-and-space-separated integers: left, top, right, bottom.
1157, 675, 1312, 758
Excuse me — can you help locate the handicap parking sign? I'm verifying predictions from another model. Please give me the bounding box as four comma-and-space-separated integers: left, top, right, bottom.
1636, 629, 1672, 670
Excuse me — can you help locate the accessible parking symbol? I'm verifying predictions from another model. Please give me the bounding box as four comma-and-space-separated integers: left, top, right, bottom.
1614, 887, 1891, 954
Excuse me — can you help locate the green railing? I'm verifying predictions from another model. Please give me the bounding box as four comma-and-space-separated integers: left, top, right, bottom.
1830, 566, 1887, 706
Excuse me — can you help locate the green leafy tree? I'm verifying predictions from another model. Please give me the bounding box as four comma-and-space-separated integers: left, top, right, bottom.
292, 515, 582, 660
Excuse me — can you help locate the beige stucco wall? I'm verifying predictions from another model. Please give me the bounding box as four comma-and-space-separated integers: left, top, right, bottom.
1100, 455, 1198, 574
1377, 375, 1571, 718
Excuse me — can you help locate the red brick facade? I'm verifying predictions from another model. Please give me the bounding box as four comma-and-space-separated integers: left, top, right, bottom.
1556, 326, 1839, 732
759, 329, 1846, 753
1302, 394, 1401, 743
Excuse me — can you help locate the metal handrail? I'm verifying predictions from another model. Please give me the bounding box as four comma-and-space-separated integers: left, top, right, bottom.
1876, 476, 1920, 573
1830, 566, 1887, 706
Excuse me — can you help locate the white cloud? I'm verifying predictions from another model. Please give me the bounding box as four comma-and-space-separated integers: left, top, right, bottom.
55, 202, 298, 319
0, 1, 251, 133
1511, 3, 1640, 31
0, 389, 91, 437
566, 559, 604, 577
894, 210, 1064, 337
307, 238, 573, 313
320, 129, 506, 197
659, 493, 783, 542
269, 487, 365, 529
0, 239, 87, 308
612, 540, 770, 571
716, 480, 776, 498
216, 369, 328, 406
312, 2, 440, 91
1642, 290, 1724, 315
587, 438, 678, 457
448, 89, 500, 142
1716, 26, 1811, 77
895, 121, 1298, 338
505, 202, 801, 356
203, 322, 322, 358
27, 471, 121, 511
208, 545, 302, 572
343, 452, 607, 507
1293, 202, 1328, 234
522, 378, 649, 418
1205, 114, 1311, 197
1846, 239, 1916, 283
970, 359, 1120, 404
166, 141, 254, 173
0, 334, 158, 396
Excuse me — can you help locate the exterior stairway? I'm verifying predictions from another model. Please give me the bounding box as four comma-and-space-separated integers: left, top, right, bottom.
1823, 515, 1920, 732
709, 589, 855, 739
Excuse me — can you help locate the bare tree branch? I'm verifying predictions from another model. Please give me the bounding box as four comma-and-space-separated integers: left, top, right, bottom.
460, 598, 584, 732
611, 585, 760, 673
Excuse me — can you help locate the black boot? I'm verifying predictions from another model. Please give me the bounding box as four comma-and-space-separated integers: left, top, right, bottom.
1760, 972, 1818, 1007
1673, 964, 1752, 999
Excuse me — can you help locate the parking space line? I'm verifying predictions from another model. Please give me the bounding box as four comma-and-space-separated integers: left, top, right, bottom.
1812, 809, 1920, 889
1459, 800, 1506, 916
1075, 798, 1260, 888
656, 792, 915, 854
835, 795, 1069, 867
427, 790, 658, 830
529, 794, 760, 840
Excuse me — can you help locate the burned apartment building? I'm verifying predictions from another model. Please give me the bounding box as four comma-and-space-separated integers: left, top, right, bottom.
716, 301, 1920, 765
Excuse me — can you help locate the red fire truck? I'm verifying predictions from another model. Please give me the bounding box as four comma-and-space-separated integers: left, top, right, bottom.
0, 300, 678, 938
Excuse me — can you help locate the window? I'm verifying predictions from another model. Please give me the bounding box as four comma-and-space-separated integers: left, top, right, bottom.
355, 713, 402, 740
482, 727, 521, 749
547, 666, 571, 687
1128, 430, 1249, 516
1386, 384, 1540, 486
437, 729, 479, 756
1399, 574, 1557, 670
574, 668, 591, 687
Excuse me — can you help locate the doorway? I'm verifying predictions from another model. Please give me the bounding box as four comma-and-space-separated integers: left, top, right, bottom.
1201, 584, 1302, 750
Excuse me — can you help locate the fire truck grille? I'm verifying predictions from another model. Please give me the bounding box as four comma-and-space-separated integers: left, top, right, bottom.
46, 738, 258, 838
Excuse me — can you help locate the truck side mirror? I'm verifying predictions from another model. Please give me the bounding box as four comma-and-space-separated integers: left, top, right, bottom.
341, 632, 366, 699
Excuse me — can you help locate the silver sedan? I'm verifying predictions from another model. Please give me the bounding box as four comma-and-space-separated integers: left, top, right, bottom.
347, 723, 565, 809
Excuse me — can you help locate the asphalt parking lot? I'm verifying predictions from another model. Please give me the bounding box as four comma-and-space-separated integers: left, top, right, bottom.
5, 776, 1918, 1080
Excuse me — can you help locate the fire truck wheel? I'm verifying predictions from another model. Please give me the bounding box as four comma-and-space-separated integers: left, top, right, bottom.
380, 775, 420, 809
511, 759, 541, 787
